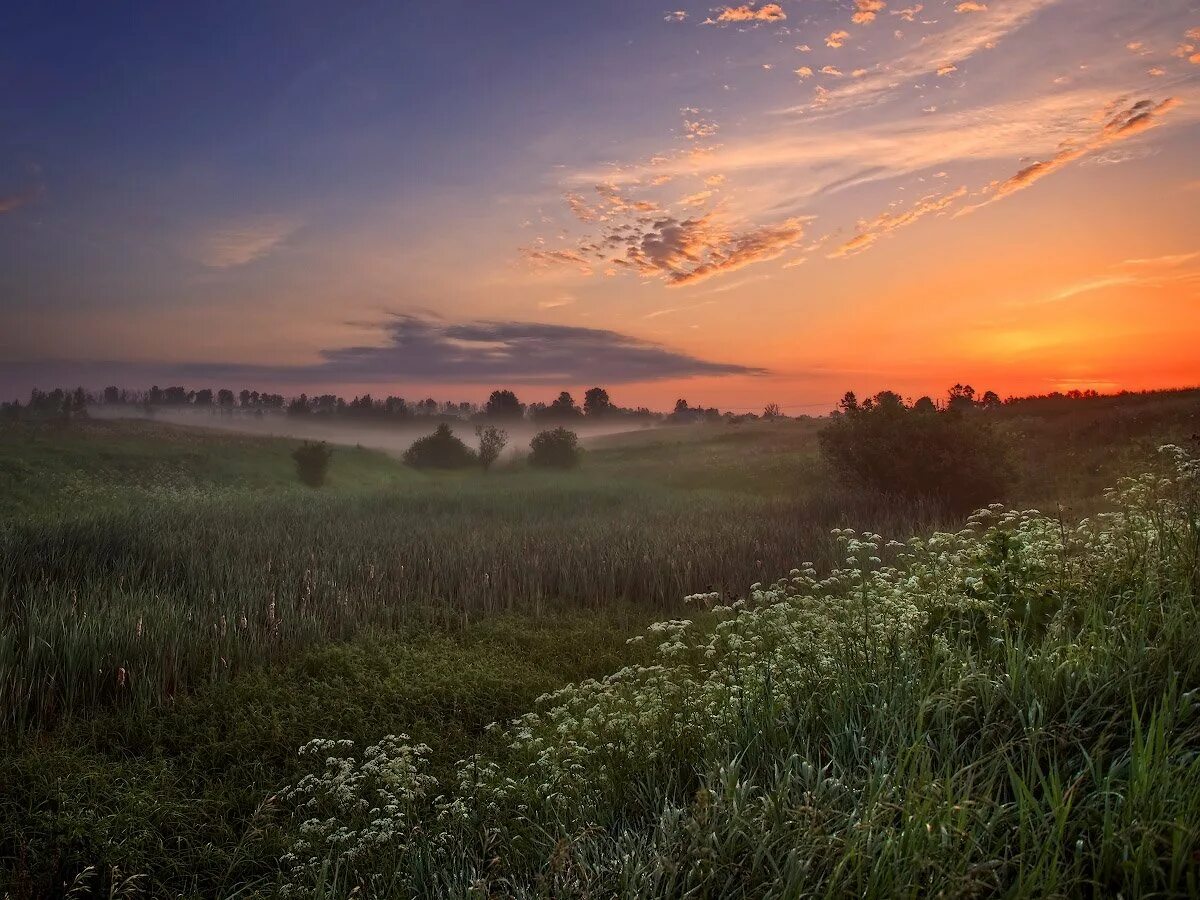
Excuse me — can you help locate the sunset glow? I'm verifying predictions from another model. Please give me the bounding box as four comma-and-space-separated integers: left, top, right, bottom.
2, 1, 1198, 409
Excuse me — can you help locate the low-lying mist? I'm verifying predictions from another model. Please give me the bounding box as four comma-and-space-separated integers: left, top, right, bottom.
85, 405, 656, 459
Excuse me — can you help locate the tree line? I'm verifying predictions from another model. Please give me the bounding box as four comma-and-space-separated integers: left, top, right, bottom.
1, 384, 775, 426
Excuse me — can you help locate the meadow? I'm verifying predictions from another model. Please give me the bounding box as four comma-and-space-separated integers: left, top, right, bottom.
1, 390, 1198, 897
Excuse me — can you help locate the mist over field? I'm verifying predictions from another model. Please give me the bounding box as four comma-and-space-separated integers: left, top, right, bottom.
85, 403, 651, 459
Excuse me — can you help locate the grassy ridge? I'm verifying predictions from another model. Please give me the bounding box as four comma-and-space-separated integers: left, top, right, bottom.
269, 448, 1200, 898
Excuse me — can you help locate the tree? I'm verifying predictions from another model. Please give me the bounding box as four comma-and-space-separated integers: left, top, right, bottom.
404, 424, 477, 469
763, 402, 782, 420
194, 388, 214, 406
476, 425, 508, 472
818, 387, 1014, 512
103, 386, 120, 404
584, 387, 613, 418
217, 389, 235, 407
485, 389, 525, 421
947, 383, 976, 411
533, 391, 582, 423
529, 427, 581, 469
292, 441, 332, 487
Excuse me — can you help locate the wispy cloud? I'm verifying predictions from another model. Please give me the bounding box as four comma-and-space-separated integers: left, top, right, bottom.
831, 187, 966, 257
0, 186, 41, 214
197, 216, 299, 268
786, 0, 1063, 113
956, 97, 1179, 215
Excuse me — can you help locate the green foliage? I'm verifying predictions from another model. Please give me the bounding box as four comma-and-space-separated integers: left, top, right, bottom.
402, 424, 477, 469
273, 446, 1200, 898
475, 425, 508, 471
819, 388, 1016, 511
0, 613, 645, 898
530, 427, 581, 469
291, 441, 332, 487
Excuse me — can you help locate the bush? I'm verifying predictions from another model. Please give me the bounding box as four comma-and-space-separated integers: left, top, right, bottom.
529, 427, 581, 469
818, 389, 1014, 511
403, 424, 477, 469
476, 425, 508, 472
291, 441, 332, 487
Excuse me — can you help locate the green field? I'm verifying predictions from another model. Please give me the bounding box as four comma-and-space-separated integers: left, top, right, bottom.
2, 395, 1199, 897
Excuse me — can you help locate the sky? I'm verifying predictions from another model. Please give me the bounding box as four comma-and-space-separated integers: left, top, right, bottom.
1, 0, 1198, 413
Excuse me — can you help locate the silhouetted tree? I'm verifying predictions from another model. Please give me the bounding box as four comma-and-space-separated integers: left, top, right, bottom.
819, 386, 1014, 512
292, 441, 333, 487
476, 425, 508, 472
404, 424, 477, 469
529, 427, 581, 469
584, 387, 613, 417
485, 389, 525, 421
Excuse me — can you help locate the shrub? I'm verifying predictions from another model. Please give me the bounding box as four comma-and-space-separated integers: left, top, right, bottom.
818, 389, 1014, 511
291, 441, 332, 487
403, 424, 477, 469
476, 425, 508, 472
529, 427, 581, 469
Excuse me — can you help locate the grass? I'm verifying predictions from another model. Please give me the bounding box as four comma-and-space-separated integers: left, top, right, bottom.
0, 395, 1198, 897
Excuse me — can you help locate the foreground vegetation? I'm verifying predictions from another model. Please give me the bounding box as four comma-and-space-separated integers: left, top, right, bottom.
272, 445, 1200, 897
1, 391, 1198, 896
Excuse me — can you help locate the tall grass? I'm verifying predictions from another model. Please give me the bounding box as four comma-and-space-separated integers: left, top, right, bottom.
274, 446, 1200, 898
0, 475, 946, 735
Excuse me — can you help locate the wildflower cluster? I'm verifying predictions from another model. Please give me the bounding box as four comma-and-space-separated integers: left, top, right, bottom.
278, 736, 436, 896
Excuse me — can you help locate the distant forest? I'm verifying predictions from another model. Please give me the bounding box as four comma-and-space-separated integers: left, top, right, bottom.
3, 381, 1189, 427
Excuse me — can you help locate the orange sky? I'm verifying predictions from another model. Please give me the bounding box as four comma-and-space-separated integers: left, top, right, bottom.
1, 0, 1198, 411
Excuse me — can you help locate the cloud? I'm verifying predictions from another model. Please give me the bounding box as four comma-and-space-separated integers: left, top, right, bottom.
787, 0, 1061, 112
0, 186, 40, 214
825, 30, 851, 48
821, 65, 844, 76
706, 3, 786, 24
891, 4, 923, 22
1122, 251, 1199, 267
831, 186, 967, 257
955, 1, 988, 11
956, 97, 1179, 215
852, 0, 887, 25
794, 66, 814, 78
522, 246, 595, 275
305, 316, 767, 382
937, 64, 958, 75
3, 318, 768, 386
664, 10, 688, 22
197, 217, 299, 268
620, 214, 806, 286
1026, 253, 1200, 306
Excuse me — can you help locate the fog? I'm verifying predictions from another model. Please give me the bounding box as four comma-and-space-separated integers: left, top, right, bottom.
86, 405, 658, 459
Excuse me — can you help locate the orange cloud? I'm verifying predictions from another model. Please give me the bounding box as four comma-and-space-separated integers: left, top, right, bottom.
831, 187, 967, 257
852, 0, 887, 25
958, 97, 1179, 215
956, 1, 988, 12
708, 3, 786, 24
826, 30, 851, 48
